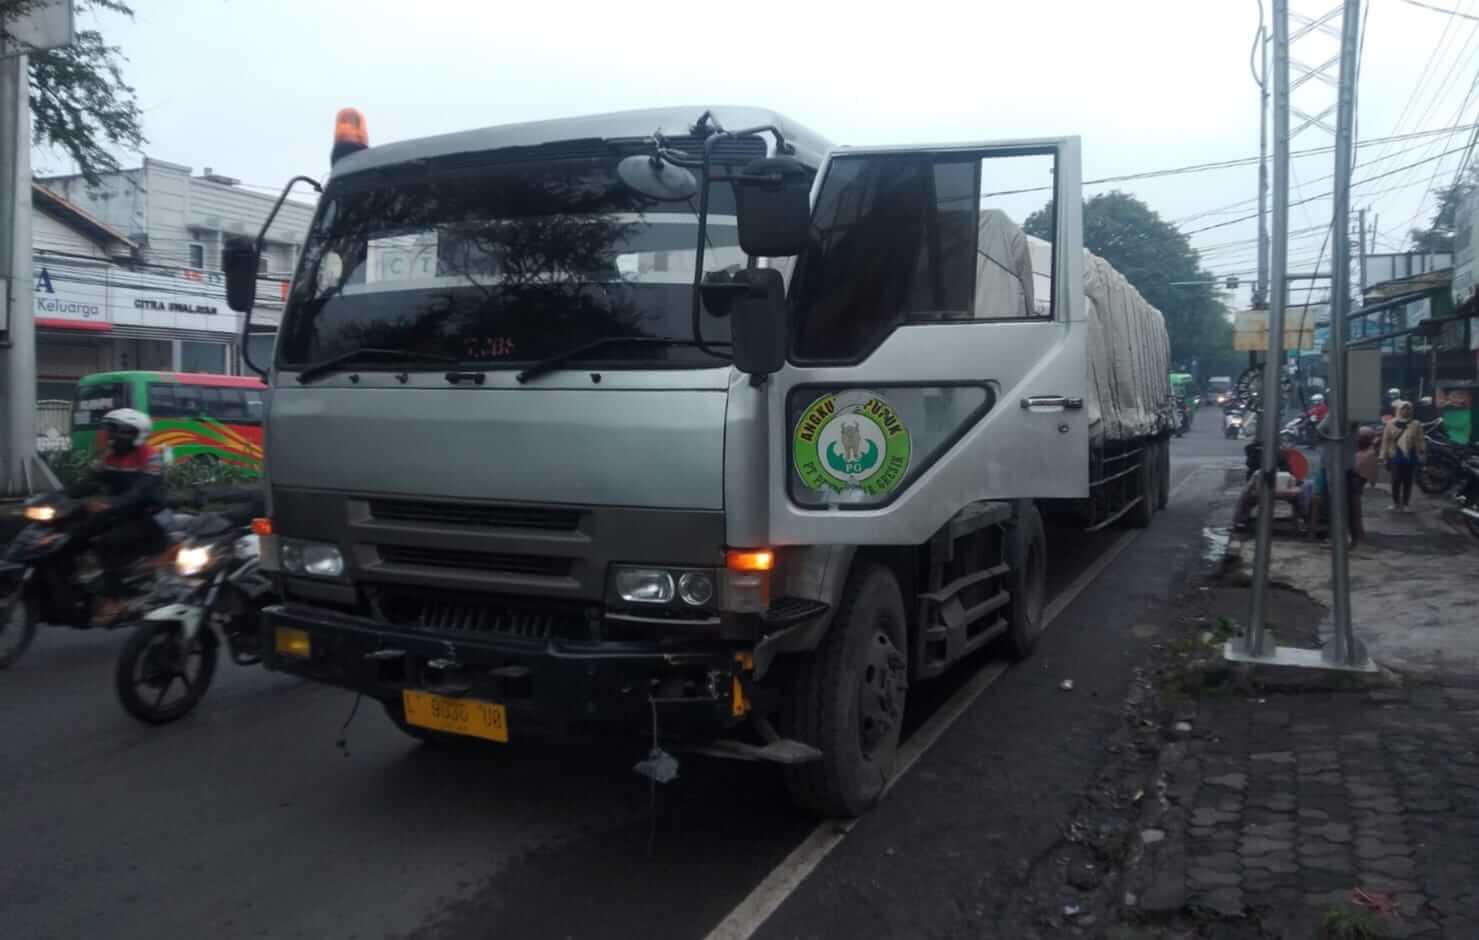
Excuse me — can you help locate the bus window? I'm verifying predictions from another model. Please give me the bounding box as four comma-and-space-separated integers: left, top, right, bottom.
243, 389, 265, 424
73, 382, 130, 429
174, 384, 204, 417
215, 388, 249, 421
198, 387, 225, 419
148, 384, 185, 418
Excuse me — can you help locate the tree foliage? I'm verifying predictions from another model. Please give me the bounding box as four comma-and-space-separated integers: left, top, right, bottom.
1025, 191, 1240, 377
1, 0, 144, 184
1409, 165, 1479, 253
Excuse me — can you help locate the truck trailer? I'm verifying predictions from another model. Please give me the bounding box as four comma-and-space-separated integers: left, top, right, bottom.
225, 106, 1172, 817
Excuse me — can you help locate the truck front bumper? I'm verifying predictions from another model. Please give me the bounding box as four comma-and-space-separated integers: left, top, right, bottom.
262, 603, 751, 737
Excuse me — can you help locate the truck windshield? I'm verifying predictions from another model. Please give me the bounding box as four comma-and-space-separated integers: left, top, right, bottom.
276, 155, 747, 371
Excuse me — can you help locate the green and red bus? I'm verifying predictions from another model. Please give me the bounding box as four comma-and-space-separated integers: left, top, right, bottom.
71, 371, 267, 472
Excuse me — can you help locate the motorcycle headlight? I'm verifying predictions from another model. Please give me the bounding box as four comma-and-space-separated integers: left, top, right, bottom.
280, 539, 344, 578
176, 545, 213, 577
23, 505, 57, 523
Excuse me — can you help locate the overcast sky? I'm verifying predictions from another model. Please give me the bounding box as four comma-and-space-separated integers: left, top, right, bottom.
36, 0, 1479, 308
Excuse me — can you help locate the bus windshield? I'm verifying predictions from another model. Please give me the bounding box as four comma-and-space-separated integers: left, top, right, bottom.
277, 153, 754, 371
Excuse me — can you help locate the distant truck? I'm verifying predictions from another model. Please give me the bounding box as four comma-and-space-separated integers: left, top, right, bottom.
225, 106, 1172, 816
1205, 375, 1234, 407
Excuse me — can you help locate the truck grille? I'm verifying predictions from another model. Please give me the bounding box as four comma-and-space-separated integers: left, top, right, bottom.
376, 544, 573, 578
375, 589, 575, 640
368, 499, 581, 532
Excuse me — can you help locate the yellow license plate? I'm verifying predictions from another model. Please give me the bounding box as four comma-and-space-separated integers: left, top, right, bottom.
401, 689, 509, 743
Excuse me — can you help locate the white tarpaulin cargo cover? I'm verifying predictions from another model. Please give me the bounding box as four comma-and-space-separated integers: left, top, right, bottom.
976, 211, 1171, 442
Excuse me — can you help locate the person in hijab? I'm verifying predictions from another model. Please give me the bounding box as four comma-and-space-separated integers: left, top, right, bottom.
1379, 400, 1426, 512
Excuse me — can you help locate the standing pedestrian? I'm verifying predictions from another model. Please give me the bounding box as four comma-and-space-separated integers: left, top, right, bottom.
1379, 400, 1425, 512
1350, 424, 1378, 546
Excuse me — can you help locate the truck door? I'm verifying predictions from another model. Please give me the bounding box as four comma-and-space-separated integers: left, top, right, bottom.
766, 138, 1087, 547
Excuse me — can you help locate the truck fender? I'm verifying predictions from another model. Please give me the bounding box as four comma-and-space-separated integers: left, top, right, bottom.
753, 544, 856, 680
144, 603, 205, 640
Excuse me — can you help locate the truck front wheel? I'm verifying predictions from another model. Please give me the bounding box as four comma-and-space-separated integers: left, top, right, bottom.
784, 562, 908, 818
1004, 503, 1048, 660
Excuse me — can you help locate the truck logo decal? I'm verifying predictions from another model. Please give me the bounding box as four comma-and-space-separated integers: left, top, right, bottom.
794, 390, 912, 496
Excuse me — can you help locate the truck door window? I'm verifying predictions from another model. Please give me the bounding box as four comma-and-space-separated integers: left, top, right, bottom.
790, 150, 1058, 362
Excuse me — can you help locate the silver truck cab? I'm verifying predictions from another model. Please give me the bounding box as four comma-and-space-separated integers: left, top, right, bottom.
229, 106, 1098, 817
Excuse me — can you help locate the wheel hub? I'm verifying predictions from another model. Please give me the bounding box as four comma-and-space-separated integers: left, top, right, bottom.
858, 629, 908, 757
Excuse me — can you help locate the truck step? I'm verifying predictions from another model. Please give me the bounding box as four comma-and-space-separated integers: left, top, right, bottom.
686, 738, 824, 765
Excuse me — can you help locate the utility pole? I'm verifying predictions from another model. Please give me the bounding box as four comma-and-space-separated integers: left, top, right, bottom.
0, 3, 71, 497
1256, 30, 1271, 312
1357, 207, 1368, 296
0, 38, 36, 497
1244, 0, 1292, 658
1323, 0, 1367, 669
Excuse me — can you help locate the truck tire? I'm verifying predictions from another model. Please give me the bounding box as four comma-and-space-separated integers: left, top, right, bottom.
1003, 502, 1048, 660
783, 562, 908, 818
1157, 438, 1171, 510
1126, 446, 1155, 529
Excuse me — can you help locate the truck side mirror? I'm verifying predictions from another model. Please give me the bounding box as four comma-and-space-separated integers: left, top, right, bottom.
727, 268, 787, 379
223, 238, 259, 314
733, 157, 811, 258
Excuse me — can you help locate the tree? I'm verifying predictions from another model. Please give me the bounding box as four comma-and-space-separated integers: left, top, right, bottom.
1409, 165, 1479, 253
0, 0, 144, 184
1025, 191, 1240, 377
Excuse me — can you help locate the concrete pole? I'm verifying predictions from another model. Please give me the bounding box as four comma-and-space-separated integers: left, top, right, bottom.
1245, 0, 1291, 658
0, 45, 37, 497
1324, 0, 1366, 668
1257, 33, 1271, 311
1357, 208, 1368, 296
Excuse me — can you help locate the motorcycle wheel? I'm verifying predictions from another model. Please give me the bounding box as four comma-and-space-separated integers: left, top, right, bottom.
115, 620, 219, 725
1417, 459, 1456, 496
0, 590, 38, 670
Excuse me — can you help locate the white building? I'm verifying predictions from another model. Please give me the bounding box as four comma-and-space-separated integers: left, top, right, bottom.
32, 158, 315, 393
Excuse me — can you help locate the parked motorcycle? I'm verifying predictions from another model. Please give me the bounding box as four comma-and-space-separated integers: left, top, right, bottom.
1456, 456, 1479, 540
0, 495, 195, 669
1415, 420, 1475, 496
115, 490, 270, 724
1279, 413, 1319, 449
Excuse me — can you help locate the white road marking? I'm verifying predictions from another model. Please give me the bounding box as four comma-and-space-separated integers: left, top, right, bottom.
703, 465, 1213, 940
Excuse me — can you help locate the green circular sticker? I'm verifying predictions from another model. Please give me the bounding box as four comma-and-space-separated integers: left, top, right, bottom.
793, 390, 913, 496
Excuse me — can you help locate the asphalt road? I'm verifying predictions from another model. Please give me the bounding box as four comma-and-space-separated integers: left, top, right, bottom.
1, 415, 1243, 940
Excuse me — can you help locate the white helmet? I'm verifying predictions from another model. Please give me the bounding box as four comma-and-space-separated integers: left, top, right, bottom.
1388, 387, 1401, 398
1311, 393, 1325, 404
101, 407, 152, 438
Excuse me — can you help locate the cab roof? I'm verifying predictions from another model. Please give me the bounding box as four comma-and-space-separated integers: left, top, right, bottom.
328, 105, 834, 180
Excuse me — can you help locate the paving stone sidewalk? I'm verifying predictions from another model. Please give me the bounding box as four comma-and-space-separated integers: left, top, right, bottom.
1129, 685, 1479, 938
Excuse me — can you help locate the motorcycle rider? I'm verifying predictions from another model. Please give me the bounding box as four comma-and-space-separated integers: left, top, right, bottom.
66, 408, 168, 624
1308, 393, 1328, 425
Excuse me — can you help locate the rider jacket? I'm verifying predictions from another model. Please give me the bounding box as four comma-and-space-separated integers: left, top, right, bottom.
66, 445, 167, 515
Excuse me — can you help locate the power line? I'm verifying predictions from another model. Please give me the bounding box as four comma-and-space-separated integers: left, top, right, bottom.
979, 123, 1478, 198
1182, 143, 1470, 235
1400, 0, 1479, 22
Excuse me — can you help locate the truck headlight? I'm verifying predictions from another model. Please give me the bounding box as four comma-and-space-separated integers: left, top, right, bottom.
613, 568, 675, 604
176, 545, 213, 577
678, 572, 715, 607
280, 539, 344, 578
608, 566, 722, 609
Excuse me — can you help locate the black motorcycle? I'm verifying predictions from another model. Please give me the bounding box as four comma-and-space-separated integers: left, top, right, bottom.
115, 490, 271, 724
0, 495, 193, 669
1415, 421, 1475, 496
1456, 456, 1479, 541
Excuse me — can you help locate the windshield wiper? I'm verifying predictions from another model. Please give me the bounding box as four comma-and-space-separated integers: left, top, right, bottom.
295, 348, 458, 384
515, 337, 731, 385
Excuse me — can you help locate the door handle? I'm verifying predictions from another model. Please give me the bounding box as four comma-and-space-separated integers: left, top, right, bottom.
1020, 395, 1085, 410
